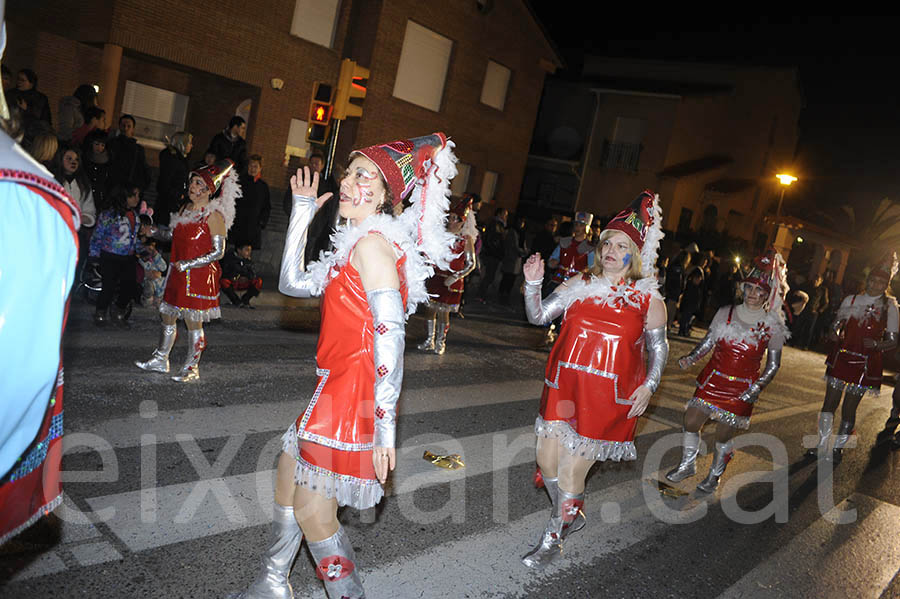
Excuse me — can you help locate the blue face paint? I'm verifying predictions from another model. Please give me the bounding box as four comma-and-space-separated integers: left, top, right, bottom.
623, 253, 631, 266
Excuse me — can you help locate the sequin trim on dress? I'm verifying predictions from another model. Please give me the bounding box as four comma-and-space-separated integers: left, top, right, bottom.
823, 374, 880, 396
685, 397, 751, 430
544, 361, 633, 405
534, 415, 637, 461
7, 411, 64, 483
159, 300, 220, 322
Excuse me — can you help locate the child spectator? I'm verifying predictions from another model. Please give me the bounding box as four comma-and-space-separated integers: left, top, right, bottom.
89, 184, 142, 325
220, 243, 262, 308
137, 237, 167, 308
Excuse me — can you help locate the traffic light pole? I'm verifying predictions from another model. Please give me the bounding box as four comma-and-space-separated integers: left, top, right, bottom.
325, 119, 341, 181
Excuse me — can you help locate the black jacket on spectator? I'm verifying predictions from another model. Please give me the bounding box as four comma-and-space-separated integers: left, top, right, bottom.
107, 135, 151, 191
231, 174, 271, 249
8, 87, 52, 145
207, 130, 248, 173
156, 147, 190, 226
221, 248, 258, 281
532, 229, 557, 261
481, 218, 507, 260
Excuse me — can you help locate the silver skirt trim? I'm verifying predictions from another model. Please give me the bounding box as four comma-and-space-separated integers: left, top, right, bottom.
534, 415, 637, 462
159, 301, 220, 322
427, 299, 460, 313
686, 397, 751, 430
823, 374, 880, 396
281, 425, 384, 510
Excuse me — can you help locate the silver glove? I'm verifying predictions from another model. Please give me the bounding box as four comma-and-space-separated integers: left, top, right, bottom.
876, 331, 898, 352
679, 332, 715, 368
176, 234, 224, 271
446, 239, 477, 287
369, 288, 406, 449
739, 348, 781, 404
524, 279, 567, 326
148, 224, 172, 242
278, 195, 318, 297
642, 326, 668, 393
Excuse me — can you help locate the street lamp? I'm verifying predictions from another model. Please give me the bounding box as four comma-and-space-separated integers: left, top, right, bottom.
769, 173, 797, 246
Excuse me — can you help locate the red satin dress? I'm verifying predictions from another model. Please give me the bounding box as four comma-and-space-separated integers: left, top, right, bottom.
163, 216, 221, 315
552, 238, 593, 284
288, 245, 408, 507
425, 236, 466, 310
540, 280, 648, 449
826, 295, 888, 391
693, 306, 770, 425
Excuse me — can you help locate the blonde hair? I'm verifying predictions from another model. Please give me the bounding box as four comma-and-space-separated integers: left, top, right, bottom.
590, 229, 643, 281
30, 133, 58, 163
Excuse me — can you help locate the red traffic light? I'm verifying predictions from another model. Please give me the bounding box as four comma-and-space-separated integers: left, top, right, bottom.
310, 102, 332, 125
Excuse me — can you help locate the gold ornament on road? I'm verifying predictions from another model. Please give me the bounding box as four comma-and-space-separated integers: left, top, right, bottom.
423, 450, 464, 470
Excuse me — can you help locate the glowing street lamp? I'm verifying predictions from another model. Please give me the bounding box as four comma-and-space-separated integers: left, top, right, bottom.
769, 173, 798, 246
776, 173, 797, 186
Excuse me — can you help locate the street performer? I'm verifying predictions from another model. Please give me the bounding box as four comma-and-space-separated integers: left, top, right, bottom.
520, 191, 667, 570
417, 196, 477, 354
136, 159, 239, 382
541, 211, 595, 345
667, 248, 789, 492
229, 133, 457, 599
808, 254, 898, 461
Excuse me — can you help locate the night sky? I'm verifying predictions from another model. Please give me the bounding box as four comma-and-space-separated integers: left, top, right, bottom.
532, 13, 900, 221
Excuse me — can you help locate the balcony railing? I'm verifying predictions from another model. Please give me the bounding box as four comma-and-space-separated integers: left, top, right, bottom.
600, 140, 642, 173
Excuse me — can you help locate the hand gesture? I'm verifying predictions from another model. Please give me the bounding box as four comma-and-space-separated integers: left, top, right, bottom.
524, 253, 544, 281
678, 356, 691, 370
175, 261, 188, 272
290, 166, 333, 210
372, 446, 396, 484
627, 384, 653, 419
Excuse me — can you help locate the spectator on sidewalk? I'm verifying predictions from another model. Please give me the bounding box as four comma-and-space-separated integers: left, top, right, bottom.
83, 128, 112, 211
52, 144, 97, 269
207, 115, 248, 173
7, 68, 51, 145
220, 243, 262, 308
107, 114, 151, 191
477, 207, 508, 301
531, 216, 558, 262
72, 106, 107, 146
231, 154, 271, 249
57, 84, 97, 142
678, 268, 704, 337
156, 132, 192, 226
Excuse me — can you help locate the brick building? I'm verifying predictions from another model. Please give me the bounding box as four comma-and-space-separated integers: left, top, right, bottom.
7, 0, 560, 268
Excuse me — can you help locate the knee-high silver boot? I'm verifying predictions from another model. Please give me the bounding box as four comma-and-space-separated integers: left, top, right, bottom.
666, 431, 701, 482
697, 441, 733, 493
417, 317, 436, 351
434, 322, 450, 355
136, 322, 177, 373
828, 419, 854, 463
806, 411, 834, 457
522, 488, 584, 570
172, 328, 205, 383
229, 504, 304, 599
307, 526, 365, 599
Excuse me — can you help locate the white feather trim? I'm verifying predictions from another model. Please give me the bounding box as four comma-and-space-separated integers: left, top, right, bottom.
836, 294, 899, 324
640, 193, 664, 278
167, 169, 240, 232
460, 208, 478, 241
555, 274, 662, 312
708, 304, 789, 346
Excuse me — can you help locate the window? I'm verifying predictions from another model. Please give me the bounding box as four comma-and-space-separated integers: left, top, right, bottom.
451, 162, 471, 196
677, 208, 693, 234
601, 116, 644, 172
290, 0, 341, 48
121, 81, 189, 148
392, 21, 453, 112
285, 118, 311, 160
480, 60, 510, 110
480, 170, 498, 204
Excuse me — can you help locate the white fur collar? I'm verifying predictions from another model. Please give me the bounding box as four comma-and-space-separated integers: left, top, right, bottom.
556, 274, 662, 312
837, 293, 898, 323
709, 303, 789, 346
168, 169, 240, 231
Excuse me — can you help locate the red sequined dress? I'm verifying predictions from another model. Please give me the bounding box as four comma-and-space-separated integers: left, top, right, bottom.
282, 242, 408, 509
425, 236, 466, 311
825, 293, 899, 394
161, 206, 224, 320
551, 237, 594, 284
536, 276, 651, 462
687, 305, 785, 429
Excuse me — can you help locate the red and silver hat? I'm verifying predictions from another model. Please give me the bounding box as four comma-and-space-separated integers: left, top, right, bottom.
742, 246, 788, 312
352, 132, 448, 206
869, 251, 899, 281
449, 196, 472, 220
190, 159, 234, 197
602, 190, 664, 278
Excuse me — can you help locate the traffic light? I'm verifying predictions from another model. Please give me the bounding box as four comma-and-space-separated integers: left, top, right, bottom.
333, 58, 369, 120
306, 82, 334, 144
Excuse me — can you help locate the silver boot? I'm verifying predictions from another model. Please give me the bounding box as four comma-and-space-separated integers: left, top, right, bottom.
172, 328, 205, 383
434, 323, 449, 355
696, 441, 733, 493
136, 323, 177, 373
666, 431, 701, 482
538, 475, 585, 540
522, 488, 584, 570
806, 411, 834, 458
828, 420, 853, 463
228, 504, 303, 599
417, 317, 436, 351
307, 526, 365, 599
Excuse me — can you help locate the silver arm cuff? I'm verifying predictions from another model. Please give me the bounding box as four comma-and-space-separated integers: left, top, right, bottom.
177, 234, 225, 271
449, 241, 477, 285
876, 331, 898, 352
524, 279, 567, 325
369, 288, 406, 449
740, 348, 781, 403
679, 332, 716, 368
642, 326, 668, 393
148, 224, 172, 241
278, 195, 318, 297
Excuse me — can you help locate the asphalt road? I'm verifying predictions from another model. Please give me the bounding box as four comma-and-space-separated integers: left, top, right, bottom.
2, 289, 900, 599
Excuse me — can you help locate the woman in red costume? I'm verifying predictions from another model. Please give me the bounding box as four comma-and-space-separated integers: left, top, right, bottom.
136, 159, 238, 382
667, 248, 789, 491
417, 196, 477, 354
229, 133, 457, 599
808, 253, 898, 462
520, 191, 668, 570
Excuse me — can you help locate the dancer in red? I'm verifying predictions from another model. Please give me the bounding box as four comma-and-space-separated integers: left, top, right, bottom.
137, 159, 238, 382
520, 191, 668, 569
418, 196, 477, 354
808, 253, 898, 461
667, 248, 789, 492
229, 133, 457, 599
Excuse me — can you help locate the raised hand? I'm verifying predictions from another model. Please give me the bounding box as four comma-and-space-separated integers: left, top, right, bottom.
524, 253, 544, 282
290, 166, 333, 210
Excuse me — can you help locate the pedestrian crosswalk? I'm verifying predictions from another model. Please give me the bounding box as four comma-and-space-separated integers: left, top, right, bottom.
3, 311, 899, 598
